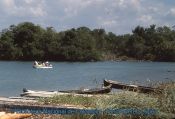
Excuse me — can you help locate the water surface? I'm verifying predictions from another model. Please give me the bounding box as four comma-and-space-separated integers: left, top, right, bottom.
0, 61, 174, 96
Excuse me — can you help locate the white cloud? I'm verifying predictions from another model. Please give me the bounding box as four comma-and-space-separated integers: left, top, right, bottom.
119, 0, 124, 6
55, 0, 92, 19
102, 20, 117, 26
0, 0, 175, 34
138, 15, 153, 24
0, 0, 16, 13
3, 0, 15, 8
169, 8, 175, 16
59, 0, 106, 18
115, 0, 141, 10
97, 16, 118, 28
148, 7, 158, 13
0, 0, 46, 17
24, 0, 34, 4
30, 6, 46, 17
131, 0, 140, 8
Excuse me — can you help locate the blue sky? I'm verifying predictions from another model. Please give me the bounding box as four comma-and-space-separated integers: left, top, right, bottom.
0, 0, 175, 34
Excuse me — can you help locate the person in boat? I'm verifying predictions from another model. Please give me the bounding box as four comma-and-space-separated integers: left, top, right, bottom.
34, 61, 52, 67
45, 61, 49, 66
34, 61, 43, 66
41, 62, 45, 66
34, 61, 38, 65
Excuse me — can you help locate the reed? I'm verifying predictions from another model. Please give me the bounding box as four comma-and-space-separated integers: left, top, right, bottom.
38, 94, 96, 108
38, 81, 175, 119
156, 81, 175, 118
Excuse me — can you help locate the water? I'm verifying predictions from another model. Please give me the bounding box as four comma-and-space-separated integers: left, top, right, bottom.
0, 61, 174, 97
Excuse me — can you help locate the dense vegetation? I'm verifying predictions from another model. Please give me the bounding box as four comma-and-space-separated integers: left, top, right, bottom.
39, 81, 175, 119
0, 22, 175, 61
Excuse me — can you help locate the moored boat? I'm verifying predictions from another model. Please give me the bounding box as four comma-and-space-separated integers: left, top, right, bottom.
21, 86, 112, 97
59, 85, 112, 94
103, 79, 162, 93
33, 61, 53, 69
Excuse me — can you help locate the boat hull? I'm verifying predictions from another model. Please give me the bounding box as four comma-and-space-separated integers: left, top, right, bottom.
33, 65, 53, 69
103, 80, 162, 93
59, 86, 111, 94
21, 86, 112, 97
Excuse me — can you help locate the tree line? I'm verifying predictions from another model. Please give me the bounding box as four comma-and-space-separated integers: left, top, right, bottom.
0, 22, 175, 61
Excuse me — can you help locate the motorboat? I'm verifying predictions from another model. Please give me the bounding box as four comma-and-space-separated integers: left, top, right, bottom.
33, 61, 53, 69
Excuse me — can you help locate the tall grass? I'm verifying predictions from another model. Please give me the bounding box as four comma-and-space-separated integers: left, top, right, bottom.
38, 82, 175, 119
156, 81, 175, 118
38, 94, 96, 108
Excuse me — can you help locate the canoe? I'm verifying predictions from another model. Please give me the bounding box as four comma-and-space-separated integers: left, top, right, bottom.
21, 90, 93, 98
59, 85, 112, 94
21, 88, 59, 97
103, 80, 162, 93
21, 86, 111, 97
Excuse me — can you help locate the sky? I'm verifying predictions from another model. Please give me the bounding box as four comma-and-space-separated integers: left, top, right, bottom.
0, 0, 175, 35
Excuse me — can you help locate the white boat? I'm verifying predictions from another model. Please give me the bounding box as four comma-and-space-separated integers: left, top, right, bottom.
33, 61, 53, 69
20, 88, 94, 97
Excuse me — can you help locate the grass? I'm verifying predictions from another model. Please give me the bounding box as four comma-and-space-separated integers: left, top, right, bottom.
38, 81, 175, 119
38, 94, 97, 108
156, 81, 175, 118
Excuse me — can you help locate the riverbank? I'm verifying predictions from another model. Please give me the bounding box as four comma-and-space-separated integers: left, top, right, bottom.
0, 81, 173, 119
38, 81, 174, 119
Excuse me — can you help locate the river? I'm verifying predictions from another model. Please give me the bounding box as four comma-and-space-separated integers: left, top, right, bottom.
0, 61, 174, 96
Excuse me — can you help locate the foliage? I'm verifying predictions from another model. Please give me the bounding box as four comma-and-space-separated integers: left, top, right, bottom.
157, 81, 175, 114
1, 22, 175, 61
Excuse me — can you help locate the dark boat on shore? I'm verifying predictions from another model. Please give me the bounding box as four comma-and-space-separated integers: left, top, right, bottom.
59, 85, 112, 94
103, 80, 162, 93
